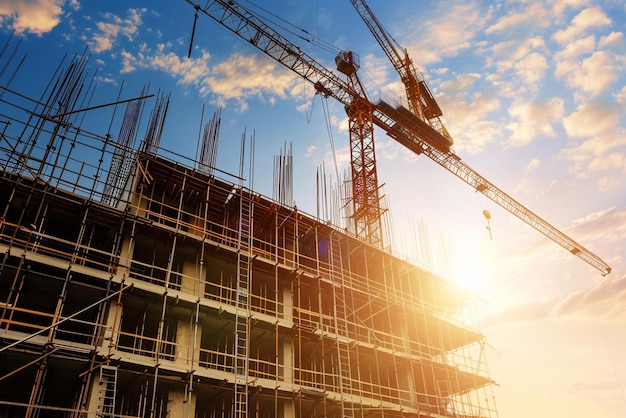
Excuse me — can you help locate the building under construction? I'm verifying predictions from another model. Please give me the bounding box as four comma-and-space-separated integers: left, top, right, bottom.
0, 40, 498, 418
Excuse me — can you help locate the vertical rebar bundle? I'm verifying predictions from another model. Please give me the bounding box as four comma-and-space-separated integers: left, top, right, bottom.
142, 90, 170, 154
272, 141, 293, 206
198, 106, 221, 175
102, 87, 148, 206
15, 50, 93, 182
315, 163, 353, 231
0, 32, 25, 102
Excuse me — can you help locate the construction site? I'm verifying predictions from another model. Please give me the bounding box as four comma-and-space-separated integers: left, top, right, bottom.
0, 1, 614, 418
0, 19, 500, 418
0, 54, 496, 418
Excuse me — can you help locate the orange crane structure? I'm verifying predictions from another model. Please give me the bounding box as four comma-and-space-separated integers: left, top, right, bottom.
183, 0, 611, 277
348, 0, 452, 141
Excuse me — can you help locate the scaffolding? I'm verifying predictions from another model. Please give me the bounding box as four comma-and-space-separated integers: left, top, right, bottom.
0, 42, 498, 418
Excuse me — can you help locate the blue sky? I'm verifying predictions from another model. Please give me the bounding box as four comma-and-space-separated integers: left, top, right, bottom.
1, 1, 625, 417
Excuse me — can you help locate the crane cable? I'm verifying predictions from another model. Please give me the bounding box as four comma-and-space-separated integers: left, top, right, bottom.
240, 0, 339, 55
319, 94, 343, 209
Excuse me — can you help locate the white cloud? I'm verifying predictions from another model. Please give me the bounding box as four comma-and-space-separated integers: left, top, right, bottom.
207, 54, 298, 104
0, 0, 64, 35
588, 153, 626, 173
525, 158, 541, 174
557, 131, 626, 179
486, 2, 550, 35
97, 76, 116, 84
305, 145, 317, 158
595, 175, 623, 193
360, 53, 389, 92
121, 45, 302, 111
556, 275, 626, 320
490, 36, 547, 82
555, 50, 618, 97
295, 99, 314, 114
552, 6, 611, 44
439, 73, 481, 94
616, 86, 626, 106
437, 90, 502, 154
562, 102, 619, 139
159, 51, 211, 85
485, 75, 516, 98
554, 35, 595, 61
578, 132, 626, 156
507, 97, 564, 147
555, 135, 626, 180
599, 31, 625, 49
337, 115, 349, 133
514, 52, 548, 88
88, 8, 147, 53
570, 206, 626, 242
552, 0, 589, 17
402, 2, 488, 65
555, 98, 625, 179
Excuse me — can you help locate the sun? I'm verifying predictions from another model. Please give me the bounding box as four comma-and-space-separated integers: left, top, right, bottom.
454, 257, 487, 291
451, 240, 488, 292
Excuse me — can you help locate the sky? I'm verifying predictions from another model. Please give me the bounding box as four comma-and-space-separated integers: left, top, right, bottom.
1, 0, 625, 417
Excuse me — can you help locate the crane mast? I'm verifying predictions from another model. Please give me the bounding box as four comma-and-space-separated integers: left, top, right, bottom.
335, 51, 383, 246
182, 0, 611, 276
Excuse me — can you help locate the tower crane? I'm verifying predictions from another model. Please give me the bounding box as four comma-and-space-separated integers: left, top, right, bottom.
182, 0, 611, 276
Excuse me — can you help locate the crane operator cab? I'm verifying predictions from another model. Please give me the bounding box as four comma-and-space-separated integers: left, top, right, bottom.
335, 50, 360, 76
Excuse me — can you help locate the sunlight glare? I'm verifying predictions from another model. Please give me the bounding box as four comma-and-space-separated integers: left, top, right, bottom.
452, 241, 488, 292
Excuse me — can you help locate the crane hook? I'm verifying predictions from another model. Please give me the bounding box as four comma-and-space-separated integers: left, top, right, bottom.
483, 210, 492, 240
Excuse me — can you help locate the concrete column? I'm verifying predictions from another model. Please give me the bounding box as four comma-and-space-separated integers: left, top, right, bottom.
280, 277, 293, 320
128, 181, 148, 218
116, 234, 135, 276
399, 362, 417, 406
167, 387, 197, 418
279, 335, 294, 384
278, 273, 295, 418
280, 397, 296, 418
101, 299, 122, 354
85, 373, 101, 416
399, 312, 418, 406
175, 315, 201, 369
182, 257, 203, 297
